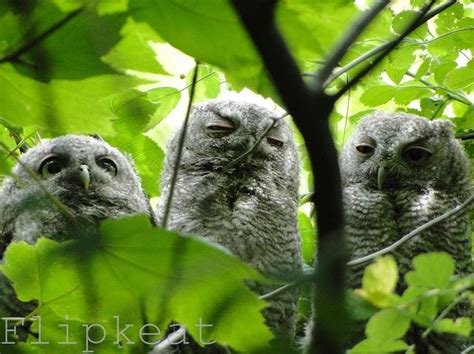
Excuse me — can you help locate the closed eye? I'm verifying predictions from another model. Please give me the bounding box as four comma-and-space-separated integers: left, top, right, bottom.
267, 136, 284, 147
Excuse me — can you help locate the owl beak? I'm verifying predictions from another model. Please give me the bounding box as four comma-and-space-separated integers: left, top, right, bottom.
79, 165, 90, 191
377, 165, 386, 191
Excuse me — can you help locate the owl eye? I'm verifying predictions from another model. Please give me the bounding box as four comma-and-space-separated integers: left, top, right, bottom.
97, 157, 118, 176
356, 144, 374, 154
206, 122, 235, 135
267, 136, 284, 147
40, 156, 66, 176
402, 146, 432, 165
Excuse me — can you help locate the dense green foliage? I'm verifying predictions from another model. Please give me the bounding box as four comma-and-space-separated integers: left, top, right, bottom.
0, 0, 472, 352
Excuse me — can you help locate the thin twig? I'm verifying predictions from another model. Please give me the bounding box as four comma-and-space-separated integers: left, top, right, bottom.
334, 0, 437, 100
325, 0, 457, 88
313, 0, 389, 91
223, 112, 288, 170
422, 292, 470, 338
262, 194, 474, 300
161, 62, 199, 229
406, 70, 472, 106
461, 345, 474, 354
0, 143, 75, 221
347, 193, 474, 266
0, 7, 84, 63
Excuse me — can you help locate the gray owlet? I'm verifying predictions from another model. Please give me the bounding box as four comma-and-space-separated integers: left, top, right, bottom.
0, 135, 153, 339
156, 99, 302, 338
340, 111, 472, 352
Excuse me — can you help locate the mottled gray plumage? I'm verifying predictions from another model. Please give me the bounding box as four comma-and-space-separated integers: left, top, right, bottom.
0, 135, 152, 340
156, 99, 302, 339
340, 111, 472, 352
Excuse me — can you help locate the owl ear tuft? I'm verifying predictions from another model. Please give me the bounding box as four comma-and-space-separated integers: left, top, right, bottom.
90, 134, 104, 141
431, 119, 454, 138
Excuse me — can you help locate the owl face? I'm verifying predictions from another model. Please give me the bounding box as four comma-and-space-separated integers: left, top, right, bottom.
6, 135, 145, 206
340, 112, 459, 190
176, 99, 298, 182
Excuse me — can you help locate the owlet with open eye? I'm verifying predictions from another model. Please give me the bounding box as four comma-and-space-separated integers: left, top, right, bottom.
156, 99, 302, 340
0, 135, 153, 339
340, 111, 472, 352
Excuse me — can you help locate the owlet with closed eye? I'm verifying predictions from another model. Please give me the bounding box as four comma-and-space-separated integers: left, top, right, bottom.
0, 135, 153, 338
157, 99, 302, 337
340, 112, 472, 352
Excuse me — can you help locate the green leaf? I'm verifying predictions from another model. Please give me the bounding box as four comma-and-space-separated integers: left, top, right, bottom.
444, 66, 474, 91
188, 64, 221, 102
433, 317, 472, 337
0, 64, 146, 135
298, 211, 315, 265
392, 10, 428, 38
365, 309, 411, 340
2, 216, 273, 352
405, 252, 454, 289
102, 18, 168, 74
352, 338, 409, 353
360, 86, 397, 107
358, 256, 398, 307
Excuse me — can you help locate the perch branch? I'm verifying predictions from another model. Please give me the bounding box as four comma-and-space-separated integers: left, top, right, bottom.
161, 62, 199, 229
347, 193, 474, 266
263, 193, 474, 300
334, 0, 436, 100
313, 0, 389, 91
150, 326, 187, 353
0, 7, 84, 63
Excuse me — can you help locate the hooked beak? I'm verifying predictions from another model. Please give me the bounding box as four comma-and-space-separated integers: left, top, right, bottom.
79, 165, 90, 191
377, 164, 386, 191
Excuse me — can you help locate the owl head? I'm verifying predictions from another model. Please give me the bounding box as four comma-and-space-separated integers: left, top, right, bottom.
165, 99, 299, 191
340, 112, 470, 191
2, 135, 149, 215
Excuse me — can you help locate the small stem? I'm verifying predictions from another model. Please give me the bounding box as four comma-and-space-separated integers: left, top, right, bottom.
313, 0, 389, 91
161, 62, 199, 228
422, 292, 470, 338
0, 8, 84, 63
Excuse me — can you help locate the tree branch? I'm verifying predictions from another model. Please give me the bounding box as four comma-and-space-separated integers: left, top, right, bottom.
161, 62, 199, 228
457, 132, 474, 141
325, 0, 456, 88
313, 0, 389, 91
333, 0, 436, 100
0, 7, 84, 63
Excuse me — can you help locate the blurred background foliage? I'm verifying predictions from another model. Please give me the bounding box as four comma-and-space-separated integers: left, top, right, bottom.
0, 0, 472, 352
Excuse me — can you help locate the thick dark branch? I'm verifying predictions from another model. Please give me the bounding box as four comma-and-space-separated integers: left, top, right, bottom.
457, 132, 474, 141
230, 1, 314, 118
326, 0, 456, 88
313, 0, 389, 91
161, 63, 199, 228
0, 7, 83, 63
333, 0, 436, 100
231, 2, 346, 353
